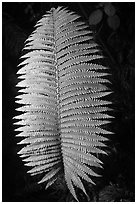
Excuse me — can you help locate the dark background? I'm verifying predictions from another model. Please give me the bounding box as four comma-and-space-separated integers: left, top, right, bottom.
2, 2, 135, 202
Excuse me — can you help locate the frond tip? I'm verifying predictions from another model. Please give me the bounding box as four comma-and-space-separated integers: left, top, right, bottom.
14, 6, 113, 201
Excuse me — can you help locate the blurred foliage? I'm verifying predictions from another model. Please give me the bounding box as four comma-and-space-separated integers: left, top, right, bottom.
2, 2, 134, 202
89, 3, 120, 30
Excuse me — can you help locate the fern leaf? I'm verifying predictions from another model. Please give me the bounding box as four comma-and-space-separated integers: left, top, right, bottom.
38, 167, 61, 184
14, 6, 113, 201
45, 177, 58, 189
18, 136, 60, 144
62, 147, 103, 168
57, 24, 89, 39
64, 157, 95, 185
62, 132, 108, 142
27, 160, 61, 174
56, 30, 92, 46
57, 35, 93, 52
58, 55, 103, 69
65, 162, 88, 199
57, 43, 98, 59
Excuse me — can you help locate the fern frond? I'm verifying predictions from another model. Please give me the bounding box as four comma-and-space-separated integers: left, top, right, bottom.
14, 6, 113, 201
